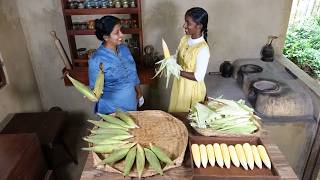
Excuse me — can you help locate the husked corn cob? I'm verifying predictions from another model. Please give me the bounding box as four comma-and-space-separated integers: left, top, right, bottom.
213, 143, 224, 168
93, 63, 104, 99
83, 137, 128, 145
87, 120, 128, 130
199, 144, 208, 168
149, 143, 173, 164
97, 113, 132, 128
123, 145, 137, 176
206, 144, 215, 167
90, 128, 130, 135
220, 143, 231, 168
243, 143, 254, 170
144, 148, 163, 175
116, 109, 139, 128
67, 74, 98, 102
228, 145, 240, 167
136, 144, 145, 178
235, 144, 248, 170
251, 145, 263, 169
162, 39, 171, 59
257, 145, 271, 169
101, 143, 136, 165
191, 144, 201, 168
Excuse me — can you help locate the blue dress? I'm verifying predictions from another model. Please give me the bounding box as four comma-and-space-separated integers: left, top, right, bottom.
88, 44, 140, 114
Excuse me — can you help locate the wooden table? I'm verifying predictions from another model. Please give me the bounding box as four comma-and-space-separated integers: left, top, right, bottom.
80, 113, 298, 180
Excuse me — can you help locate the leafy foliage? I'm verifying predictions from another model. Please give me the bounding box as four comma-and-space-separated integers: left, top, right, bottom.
283, 16, 320, 79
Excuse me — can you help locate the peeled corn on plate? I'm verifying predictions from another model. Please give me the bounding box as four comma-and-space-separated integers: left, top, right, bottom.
191, 143, 271, 170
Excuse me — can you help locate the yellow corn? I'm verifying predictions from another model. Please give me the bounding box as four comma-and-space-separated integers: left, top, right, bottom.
220, 143, 231, 169
243, 143, 254, 170
191, 144, 201, 168
228, 145, 240, 167
199, 144, 208, 168
213, 143, 224, 168
93, 63, 104, 99
206, 144, 215, 167
235, 144, 248, 170
251, 145, 262, 169
257, 145, 271, 169
162, 39, 171, 59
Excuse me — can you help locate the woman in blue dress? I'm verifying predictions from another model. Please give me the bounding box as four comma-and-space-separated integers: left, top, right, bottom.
88, 15, 143, 114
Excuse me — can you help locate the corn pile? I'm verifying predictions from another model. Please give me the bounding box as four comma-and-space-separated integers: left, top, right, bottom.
153, 39, 182, 88
191, 143, 271, 170
188, 98, 260, 134
66, 63, 104, 102
82, 109, 173, 178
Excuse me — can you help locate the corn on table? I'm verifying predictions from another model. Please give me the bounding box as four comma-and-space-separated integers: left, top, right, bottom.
80, 113, 298, 180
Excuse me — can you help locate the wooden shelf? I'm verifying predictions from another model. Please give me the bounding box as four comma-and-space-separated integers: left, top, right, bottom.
64, 8, 139, 15
67, 28, 141, 35
63, 66, 155, 86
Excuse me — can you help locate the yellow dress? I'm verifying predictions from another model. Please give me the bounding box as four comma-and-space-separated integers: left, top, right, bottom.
168, 35, 209, 112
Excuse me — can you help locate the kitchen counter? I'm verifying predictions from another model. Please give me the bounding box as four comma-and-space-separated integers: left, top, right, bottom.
80, 113, 298, 180
204, 72, 317, 178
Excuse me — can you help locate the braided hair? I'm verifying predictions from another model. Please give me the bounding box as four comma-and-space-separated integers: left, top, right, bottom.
185, 7, 208, 42
95, 15, 120, 41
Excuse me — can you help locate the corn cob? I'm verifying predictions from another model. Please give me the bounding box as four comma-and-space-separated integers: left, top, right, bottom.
251, 145, 262, 169
243, 143, 254, 170
144, 148, 163, 175
220, 143, 231, 168
86, 134, 133, 141
115, 109, 139, 128
101, 142, 136, 165
149, 143, 173, 164
67, 74, 98, 102
136, 144, 145, 178
87, 120, 128, 130
83, 137, 128, 145
206, 144, 215, 167
97, 113, 132, 128
257, 145, 271, 169
199, 144, 208, 168
235, 144, 248, 170
123, 145, 137, 176
213, 143, 224, 168
90, 128, 130, 135
82, 143, 125, 153
191, 144, 201, 168
228, 145, 240, 167
162, 38, 171, 59
93, 63, 104, 99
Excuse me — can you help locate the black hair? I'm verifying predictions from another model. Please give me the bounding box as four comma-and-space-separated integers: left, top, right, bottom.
95, 15, 121, 41
185, 7, 208, 42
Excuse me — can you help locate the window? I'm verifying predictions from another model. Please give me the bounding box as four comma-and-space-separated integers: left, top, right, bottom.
0, 55, 6, 89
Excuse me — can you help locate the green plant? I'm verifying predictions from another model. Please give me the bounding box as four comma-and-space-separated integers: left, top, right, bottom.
283, 16, 320, 79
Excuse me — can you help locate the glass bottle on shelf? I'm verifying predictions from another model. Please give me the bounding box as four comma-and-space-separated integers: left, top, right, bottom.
130, 0, 136, 8
108, 0, 114, 7
122, 0, 129, 8
114, 0, 121, 8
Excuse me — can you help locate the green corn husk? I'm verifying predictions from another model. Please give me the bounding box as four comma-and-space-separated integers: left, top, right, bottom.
97, 113, 133, 128
67, 74, 98, 102
87, 120, 129, 130
90, 128, 130, 135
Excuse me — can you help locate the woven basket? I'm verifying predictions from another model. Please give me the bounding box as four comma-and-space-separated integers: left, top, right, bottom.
191, 116, 262, 137
91, 110, 188, 177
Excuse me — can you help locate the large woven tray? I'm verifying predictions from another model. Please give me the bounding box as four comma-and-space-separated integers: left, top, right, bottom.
91, 110, 188, 177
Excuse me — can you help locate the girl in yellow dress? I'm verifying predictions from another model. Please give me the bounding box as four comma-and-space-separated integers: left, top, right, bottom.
168, 7, 210, 112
